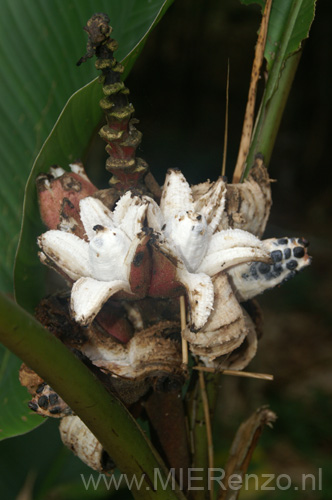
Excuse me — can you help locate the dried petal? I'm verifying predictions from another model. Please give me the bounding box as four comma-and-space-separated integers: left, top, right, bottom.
184, 274, 247, 360
38, 230, 90, 281
218, 158, 271, 237
193, 176, 227, 234
160, 169, 194, 218
89, 226, 131, 281
212, 311, 258, 370
60, 416, 113, 473
202, 274, 243, 332
197, 229, 270, 276
80, 321, 183, 380
113, 191, 148, 237
177, 266, 214, 331
79, 197, 114, 240
71, 277, 130, 325
145, 196, 164, 232
165, 211, 209, 272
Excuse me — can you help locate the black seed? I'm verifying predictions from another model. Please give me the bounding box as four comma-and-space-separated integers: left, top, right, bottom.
161, 224, 166, 231
272, 264, 283, 277
93, 224, 104, 232
249, 264, 259, 280
271, 250, 283, 263
36, 383, 46, 394
49, 407, 62, 415
38, 395, 49, 409
286, 260, 298, 270
293, 246, 305, 258
28, 402, 39, 412
133, 251, 144, 267
283, 248, 291, 259
192, 225, 195, 231
49, 393, 59, 406
258, 262, 270, 274
196, 215, 202, 221
278, 238, 288, 245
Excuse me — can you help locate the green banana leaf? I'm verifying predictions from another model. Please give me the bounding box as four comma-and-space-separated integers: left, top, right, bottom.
0, 0, 174, 295
2, 0, 174, 440
241, 0, 316, 174
0, 344, 43, 440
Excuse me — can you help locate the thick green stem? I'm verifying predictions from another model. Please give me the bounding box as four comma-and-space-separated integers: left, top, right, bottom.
0, 292, 185, 500
244, 0, 306, 178
245, 50, 301, 177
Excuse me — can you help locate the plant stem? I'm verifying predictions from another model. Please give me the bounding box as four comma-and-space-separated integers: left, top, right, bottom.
232, 0, 272, 183
244, 49, 301, 176
0, 292, 185, 500
243, 0, 307, 178
198, 371, 214, 500
186, 373, 221, 500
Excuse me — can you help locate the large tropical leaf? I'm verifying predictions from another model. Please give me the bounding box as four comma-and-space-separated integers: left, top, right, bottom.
15, 0, 174, 312
2, 0, 174, 440
0, 344, 43, 440
0, 0, 174, 295
240, 0, 316, 173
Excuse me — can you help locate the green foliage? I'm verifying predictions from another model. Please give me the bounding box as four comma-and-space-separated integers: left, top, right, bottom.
0, 344, 43, 440
0, 0, 174, 295
1, 0, 174, 441
241, 0, 316, 175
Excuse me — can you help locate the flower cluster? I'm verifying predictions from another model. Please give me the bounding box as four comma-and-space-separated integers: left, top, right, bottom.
38, 164, 311, 367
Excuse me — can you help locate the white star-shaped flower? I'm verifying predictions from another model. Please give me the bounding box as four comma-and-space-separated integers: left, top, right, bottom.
144, 169, 271, 331
38, 168, 271, 333
38, 191, 149, 325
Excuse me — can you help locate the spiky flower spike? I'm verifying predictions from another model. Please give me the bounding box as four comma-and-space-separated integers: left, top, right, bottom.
77, 13, 148, 190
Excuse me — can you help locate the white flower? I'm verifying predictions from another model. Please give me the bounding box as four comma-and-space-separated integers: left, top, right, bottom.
38, 192, 149, 325
144, 169, 271, 331
38, 169, 271, 332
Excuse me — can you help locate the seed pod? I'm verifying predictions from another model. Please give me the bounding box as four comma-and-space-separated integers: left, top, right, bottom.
28, 383, 72, 418
228, 236, 311, 302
